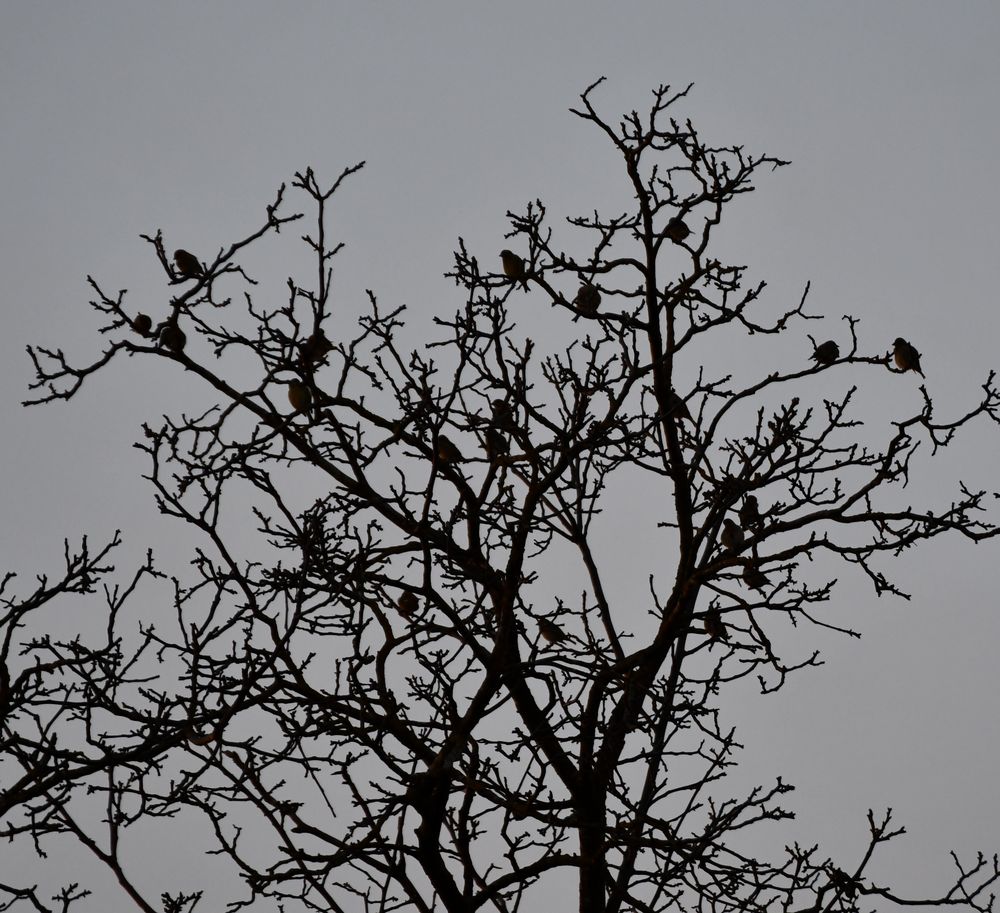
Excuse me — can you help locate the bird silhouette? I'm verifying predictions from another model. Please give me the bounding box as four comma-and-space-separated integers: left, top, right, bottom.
666, 389, 692, 422
573, 283, 601, 316
287, 381, 313, 414
893, 338, 924, 377
538, 618, 567, 644
741, 561, 769, 591
158, 322, 187, 354
665, 216, 691, 244
500, 250, 528, 290
483, 427, 509, 462
703, 607, 728, 641
397, 592, 418, 619
491, 399, 518, 433
436, 434, 464, 465
811, 340, 840, 366
721, 518, 744, 553
300, 329, 333, 366
173, 248, 204, 280
738, 495, 762, 531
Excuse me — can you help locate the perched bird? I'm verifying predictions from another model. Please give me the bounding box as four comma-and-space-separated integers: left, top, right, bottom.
287, 381, 313, 414
396, 591, 418, 619
666, 389, 692, 422
159, 322, 187, 354
491, 398, 517, 433
436, 434, 464, 465
738, 494, 762, 531
573, 283, 601, 316
742, 561, 769, 591
131, 313, 153, 336
811, 340, 840, 366
827, 868, 859, 901
500, 249, 528, 290
893, 337, 924, 377
538, 618, 567, 644
173, 248, 204, 280
713, 476, 744, 509
483, 427, 509, 462
720, 518, 744, 553
665, 215, 691, 244
300, 329, 333, 366
703, 607, 729, 641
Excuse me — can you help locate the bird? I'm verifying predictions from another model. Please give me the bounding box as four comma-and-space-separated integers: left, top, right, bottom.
720, 518, 744, 553
131, 313, 153, 336
537, 618, 566, 644
665, 216, 691, 244
811, 340, 840, 366
827, 868, 859, 901
703, 607, 729, 641
573, 283, 601, 316
491, 398, 517, 433
287, 381, 313, 414
396, 592, 418, 618
173, 248, 204, 280
738, 495, 761, 531
158, 322, 187, 354
436, 434, 464, 465
713, 477, 744, 509
741, 561, 769, 591
666, 389, 692, 422
483, 427, 509, 462
893, 337, 924, 377
500, 249, 528, 290
300, 329, 333, 366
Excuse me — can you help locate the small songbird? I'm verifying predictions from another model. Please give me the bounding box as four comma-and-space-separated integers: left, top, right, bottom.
742, 561, 769, 591
738, 494, 761, 531
159, 322, 187, 354
665, 215, 691, 244
893, 337, 924, 377
173, 248, 204, 280
827, 867, 859, 900
483, 427, 509, 462
811, 340, 840, 366
720, 518, 744, 553
703, 607, 728, 641
666, 389, 692, 422
573, 283, 601, 316
131, 313, 153, 336
538, 618, 567, 644
396, 591, 418, 618
491, 398, 517, 433
300, 329, 333, 366
500, 249, 528, 290
436, 434, 464, 464
287, 381, 313, 414
713, 477, 743, 508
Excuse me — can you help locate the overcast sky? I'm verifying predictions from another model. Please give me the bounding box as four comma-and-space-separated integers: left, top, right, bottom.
2, 2, 998, 908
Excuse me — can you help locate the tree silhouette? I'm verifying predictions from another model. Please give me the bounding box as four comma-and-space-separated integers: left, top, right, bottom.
4, 80, 1000, 913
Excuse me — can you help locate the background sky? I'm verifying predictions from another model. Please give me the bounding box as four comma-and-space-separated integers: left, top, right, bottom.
1, 2, 998, 909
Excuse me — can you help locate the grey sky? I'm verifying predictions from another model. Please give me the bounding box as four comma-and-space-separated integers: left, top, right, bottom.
2, 1, 998, 907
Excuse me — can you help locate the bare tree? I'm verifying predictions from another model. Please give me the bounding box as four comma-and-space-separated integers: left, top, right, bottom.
4, 80, 999, 913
